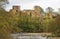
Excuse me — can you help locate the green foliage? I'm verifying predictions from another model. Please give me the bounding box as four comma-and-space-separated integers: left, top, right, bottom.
17, 15, 43, 33
0, 8, 12, 39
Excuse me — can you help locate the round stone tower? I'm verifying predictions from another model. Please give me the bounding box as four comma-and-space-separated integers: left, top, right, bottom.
34, 6, 44, 17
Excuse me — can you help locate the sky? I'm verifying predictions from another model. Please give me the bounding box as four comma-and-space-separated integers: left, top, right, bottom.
5, 0, 60, 12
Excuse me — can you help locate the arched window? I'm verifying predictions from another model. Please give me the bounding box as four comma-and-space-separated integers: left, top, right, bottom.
16, 10, 18, 12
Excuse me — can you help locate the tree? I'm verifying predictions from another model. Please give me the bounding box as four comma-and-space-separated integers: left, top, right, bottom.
18, 15, 43, 33
0, 8, 12, 39
49, 15, 60, 36
0, 0, 9, 5
46, 7, 54, 13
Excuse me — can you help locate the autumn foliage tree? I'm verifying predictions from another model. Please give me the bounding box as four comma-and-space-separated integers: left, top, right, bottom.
49, 15, 60, 36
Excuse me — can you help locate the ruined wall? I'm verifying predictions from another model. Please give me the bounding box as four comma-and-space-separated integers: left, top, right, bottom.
9, 5, 53, 20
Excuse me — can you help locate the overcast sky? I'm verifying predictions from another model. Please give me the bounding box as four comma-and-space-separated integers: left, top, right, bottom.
5, 0, 60, 12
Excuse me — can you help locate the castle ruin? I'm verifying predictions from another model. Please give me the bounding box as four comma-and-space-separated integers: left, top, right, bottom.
9, 5, 58, 20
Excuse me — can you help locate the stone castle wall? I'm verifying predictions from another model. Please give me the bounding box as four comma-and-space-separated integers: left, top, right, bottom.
9, 5, 55, 19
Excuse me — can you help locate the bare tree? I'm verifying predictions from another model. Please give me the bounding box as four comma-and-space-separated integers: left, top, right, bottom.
0, 0, 9, 7
46, 7, 54, 13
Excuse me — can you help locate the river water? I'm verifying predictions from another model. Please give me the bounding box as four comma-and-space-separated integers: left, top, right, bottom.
11, 33, 60, 39
12, 33, 47, 39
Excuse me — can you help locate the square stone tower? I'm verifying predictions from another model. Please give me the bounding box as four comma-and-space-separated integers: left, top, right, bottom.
9, 6, 21, 17
12, 6, 20, 13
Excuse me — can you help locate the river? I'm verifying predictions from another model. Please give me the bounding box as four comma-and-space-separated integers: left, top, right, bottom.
11, 33, 60, 39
